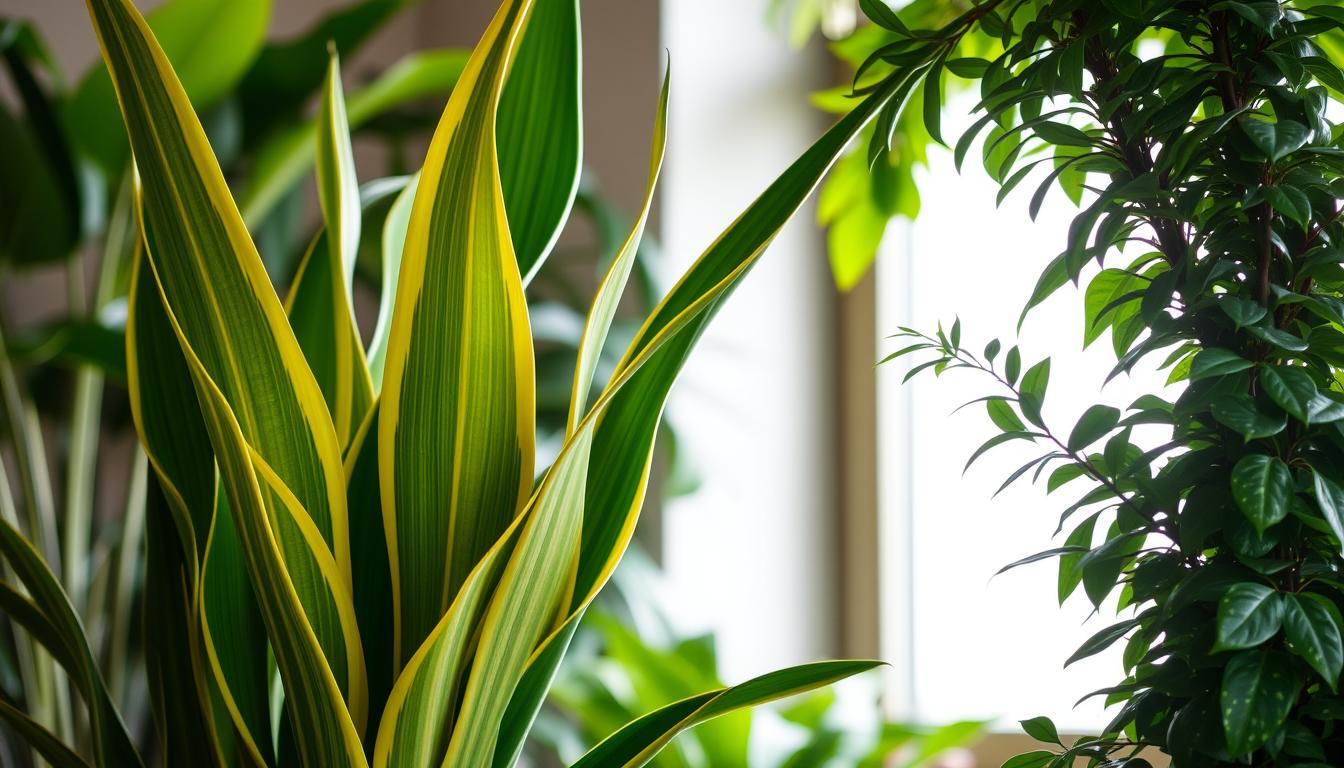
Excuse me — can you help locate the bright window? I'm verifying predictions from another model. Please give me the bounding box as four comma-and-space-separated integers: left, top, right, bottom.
875, 103, 1173, 731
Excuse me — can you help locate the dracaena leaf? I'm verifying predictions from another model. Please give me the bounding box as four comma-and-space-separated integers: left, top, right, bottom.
87, 0, 367, 761
377, 0, 536, 672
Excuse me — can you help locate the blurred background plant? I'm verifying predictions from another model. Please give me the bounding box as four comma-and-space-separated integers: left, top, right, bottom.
771, 0, 1002, 290
527, 551, 986, 768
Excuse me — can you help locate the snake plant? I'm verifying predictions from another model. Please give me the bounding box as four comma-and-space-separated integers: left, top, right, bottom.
0, 0, 909, 764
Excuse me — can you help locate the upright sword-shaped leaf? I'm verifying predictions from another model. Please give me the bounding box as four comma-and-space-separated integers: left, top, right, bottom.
86, 0, 368, 763
287, 48, 375, 449
377, 0, 536, 667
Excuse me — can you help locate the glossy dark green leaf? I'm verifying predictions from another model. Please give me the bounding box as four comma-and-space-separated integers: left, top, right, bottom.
1283, 594, 1344, 689
498, 0, 582, 283
1210, 394, 1288, 440
1065, 618, 1141, 667
1221, 650, 1299, 756
1260, 366, 1318, 423
1246, 325, 1307, 352
1215, 582, 1283, 651
1232, 454, 1294, 534
1240, 117, 1310, 162
1311, 470, 1344, 556
1220, 296, 1267, 328
1305, 392, 1344, 424
1190, 348, 1254, 381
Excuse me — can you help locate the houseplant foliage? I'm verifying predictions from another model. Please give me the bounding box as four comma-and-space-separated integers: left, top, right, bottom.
533, 553, 987, 767
875, 0, 1344, 765
0, 0, 918, 764
0, 8, 465, 748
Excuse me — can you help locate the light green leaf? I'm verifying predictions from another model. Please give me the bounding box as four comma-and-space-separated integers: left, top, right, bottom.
567, 70, 668, 435
570, 660, 883, 768
366, 175, 417, 389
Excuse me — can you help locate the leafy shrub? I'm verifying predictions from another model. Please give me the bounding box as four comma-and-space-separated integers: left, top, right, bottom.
876, 1, 1344, 765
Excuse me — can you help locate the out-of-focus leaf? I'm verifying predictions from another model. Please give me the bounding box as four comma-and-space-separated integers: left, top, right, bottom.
240, 48, 469, 227
236, 0, 422, 140
570, 661, 884, 768
67, 0, 270, 176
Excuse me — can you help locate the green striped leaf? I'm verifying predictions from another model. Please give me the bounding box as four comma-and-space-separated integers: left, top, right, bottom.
199, 492, 274, 765
86, 0, 367, 762
129, 256, 245, 763
184, 348, 366, 766
568, 59, 908, 628
0, 517, 142, 766
287, 50, 375, 448
378, 0, 536, 668
491, 611, 583, 766
316, 49, 362, 293
571, 660, 884, 767
485, 70, 670, 768
447, 54, 901, 763
484, 45, 905, 765
498, 0, 582, 283
0, 698, 89, 768
566, 69, 668, 435
371, 515, 523, 766
442, 424, 594, 764
126, 251, 212, 571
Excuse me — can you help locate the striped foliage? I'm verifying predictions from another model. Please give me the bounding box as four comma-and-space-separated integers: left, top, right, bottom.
0, 0, 906, 764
